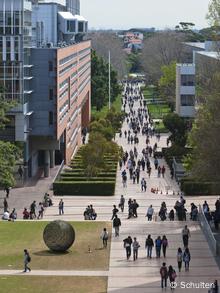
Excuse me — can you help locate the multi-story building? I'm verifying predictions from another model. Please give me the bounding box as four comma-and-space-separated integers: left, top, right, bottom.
0, 0, 90, 179
175, 41, 217, 118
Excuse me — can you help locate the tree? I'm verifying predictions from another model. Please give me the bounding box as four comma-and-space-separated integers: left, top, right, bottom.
158, 61, 176, 109
207, 0, 220, 27
91, 50, 121, 111
140, 31, 187, 83
163, 113, 187, 147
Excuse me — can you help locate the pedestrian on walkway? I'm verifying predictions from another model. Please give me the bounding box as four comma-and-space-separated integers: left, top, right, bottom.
132, 199, 139, 217
123, 236, 132, 260
177, 247, 183, 272
113, 215, 121, 237
155, 236, 162, 258
183, 248, 191, 271
146, 205, 154, 221
209, 280, 219, 293
141, 178, 147, 191
182, 225, 191, 247
168, 265, 177, 291
111, 205, 119, 220
30, 201, 37, 219
3, 198, 8, 212
58, 199, 64, 215
133, 237, 140, 261
145, 234, 154, 258
100, 228, 109, 249
23, 249, 31, 272
162, 235, 168, 258
162, 166, 166, 178
4, 186, 10, 198
119, 195, 125, 212
160, 262, 168, 289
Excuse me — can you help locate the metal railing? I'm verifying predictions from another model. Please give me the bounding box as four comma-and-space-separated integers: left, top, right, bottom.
198, 205, 218, 256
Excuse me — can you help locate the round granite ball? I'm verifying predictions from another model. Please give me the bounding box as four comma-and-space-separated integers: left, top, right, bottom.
43, 220, 75, 252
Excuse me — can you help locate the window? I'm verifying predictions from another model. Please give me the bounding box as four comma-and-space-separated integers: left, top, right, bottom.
49, 112, 53, 125
49, 89, 53, 100
67, 20, 76, 33
181, 95, 195, 106
78, 21, 84, 33
181, 75, 195, 86
48, 61, 53, 72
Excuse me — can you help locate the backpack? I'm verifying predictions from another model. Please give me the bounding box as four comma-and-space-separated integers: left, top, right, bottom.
161, 267, 167, 277
171, 271, 177, 279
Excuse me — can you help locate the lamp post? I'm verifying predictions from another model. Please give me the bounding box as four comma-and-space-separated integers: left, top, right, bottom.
108, 50, 111, 110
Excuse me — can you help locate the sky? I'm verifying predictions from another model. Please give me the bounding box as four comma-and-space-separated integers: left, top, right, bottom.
80, 0, 211, 30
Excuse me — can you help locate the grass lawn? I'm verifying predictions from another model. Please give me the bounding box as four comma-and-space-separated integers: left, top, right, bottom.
143, 86, 157, 100
92, 95, 122, 120
0, 276, 107, 293
148, 103, 171, 119
0, 221, 111, 271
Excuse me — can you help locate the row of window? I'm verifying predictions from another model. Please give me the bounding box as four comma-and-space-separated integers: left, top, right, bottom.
79, 75, 90, 95
59, 61, 77, 76
181, 75, 195, 86
59, 52, 78, 66
59, 78, 69, 90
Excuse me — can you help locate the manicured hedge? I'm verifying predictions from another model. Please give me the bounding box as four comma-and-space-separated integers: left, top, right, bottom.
60, 177, 115, 182
181, 180, 220, 195
61, 172, 116, 178
53, 181, 115, 196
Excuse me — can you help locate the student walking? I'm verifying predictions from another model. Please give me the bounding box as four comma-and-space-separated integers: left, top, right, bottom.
23, 249, 31, 272
111, 205, 119, 220
100, 228, 109, 248
58, 199, 64, 215
183, 248, 191, 271
155, 236, 162, 258
113, 215, 121, 237
146, 205, 154, 221
119, 195, 125, 212
133, 237, 140, 261
123, 236, 133, 260
160, 262, 168, 289
182, 225, 191, 247
168, 265, 177, 290
162, 235, 168, 258
145, 234, 154, 258
177, 247, 183, 272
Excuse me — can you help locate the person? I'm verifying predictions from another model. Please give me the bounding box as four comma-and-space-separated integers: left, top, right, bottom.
123, 236, 132, 260
182, 225, 191, 247
162, 235, 168, 258
18, 165, 23, 179
23, 249, 31, 272
2, 210, 9, 220
119, 195, 125, 212
4, 186, 10, 198
3, 198, 8, 212
58, 199, 64, 215
155, 236, 162, 258
30, 201, 37, 219
132, 199, 139, 217
160, 262, 168, 289
177, 247, 183, 272
146, 205, 154, 221
113, 215, 121, 237
183, 247, 191, 271
169, 209, 175, 221
100, 228, 108, 249
9, 208, 17, 221
23, 208, 30, 219
37, 202, 44, 219
145, 234, 154, 258
168, 265, 177, 291
132, 237, 140, 261
161, 166, 166, 178
111, 205, 119, 220
209, 280, 219, 293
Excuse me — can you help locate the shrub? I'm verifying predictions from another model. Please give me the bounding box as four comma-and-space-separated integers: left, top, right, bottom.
53, 181, 116, 196
181, 180, 220, 195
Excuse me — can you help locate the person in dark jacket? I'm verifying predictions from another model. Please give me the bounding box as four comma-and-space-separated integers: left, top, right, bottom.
113, 215, 121, 237
145, 234, 154, 258
123, 236, 132, 260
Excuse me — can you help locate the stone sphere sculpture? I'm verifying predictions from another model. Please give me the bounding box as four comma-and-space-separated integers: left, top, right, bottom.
43, 220, 75, 252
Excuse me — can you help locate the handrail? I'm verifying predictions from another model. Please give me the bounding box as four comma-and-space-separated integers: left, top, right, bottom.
198, 204, 217, 256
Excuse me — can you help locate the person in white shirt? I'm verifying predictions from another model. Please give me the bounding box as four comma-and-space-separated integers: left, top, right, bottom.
100, 228, 109, 248
2, 211, 9, 220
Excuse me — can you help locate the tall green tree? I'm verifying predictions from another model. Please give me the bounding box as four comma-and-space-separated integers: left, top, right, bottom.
0, 94, 19, 188
91, 50, 121, 111
158, 61, 176, 109
207, 0, 220, 27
